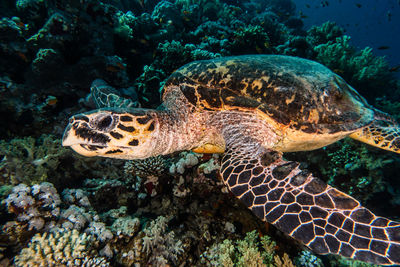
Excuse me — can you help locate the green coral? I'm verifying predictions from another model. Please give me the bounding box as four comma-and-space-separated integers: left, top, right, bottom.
324, 139, 390, 201
232, 25, 271, 54
202, 230, 295, 267
156, 40, 221, 73
114, 11, 135, 40
133, 40, 220, 107
329, 254, 379, 267
307, 21, 344, 45
0, 134, 71, 185
313, 35, 391, 99
295, 250, 324, 267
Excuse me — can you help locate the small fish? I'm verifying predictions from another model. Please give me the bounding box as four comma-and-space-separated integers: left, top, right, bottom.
355, 3, 362, 8
321, 1, 329, 7
377, 46, 390, 50
17, 52, 29, 62
16, 21, 25, 28
106, 66, 120, 72
387, 11, 392, 22
389, 65, 400, 72
46, 96, 58, 106
116, 62, 125, 69
306, 4, 311, 8
139, 38, 149, 45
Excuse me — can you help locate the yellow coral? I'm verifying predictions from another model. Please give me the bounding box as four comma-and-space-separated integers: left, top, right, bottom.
14, 230, 109, 267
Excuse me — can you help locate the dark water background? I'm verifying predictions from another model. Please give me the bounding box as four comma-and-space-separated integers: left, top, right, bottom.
296, 0, 400, 71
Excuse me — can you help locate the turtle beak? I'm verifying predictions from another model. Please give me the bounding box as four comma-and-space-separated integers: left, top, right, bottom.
62, 116, 110, 157
62, 121, 74, 147
62, 120, 76, 147
62, 116, 87, 147
62, 124, 107, 157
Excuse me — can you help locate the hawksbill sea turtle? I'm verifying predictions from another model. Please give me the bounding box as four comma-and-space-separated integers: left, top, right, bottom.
62, 55, 400, 265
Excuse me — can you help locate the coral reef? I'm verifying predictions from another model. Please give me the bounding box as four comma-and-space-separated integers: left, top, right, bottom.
313, 34, 393, 100
295, 250, 324, 267
14, 229, 109, 267
0, 134, 71, 185
201, 230, 295, 266
142, 216, 183, 266
169, 151, 200, 175
4, 183, 61, 231
0, 0, 399, 266
125, 155, 168, 179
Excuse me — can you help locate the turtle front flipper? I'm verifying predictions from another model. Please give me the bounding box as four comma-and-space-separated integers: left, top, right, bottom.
220, 139, 400, 265
349, 112, 400, 153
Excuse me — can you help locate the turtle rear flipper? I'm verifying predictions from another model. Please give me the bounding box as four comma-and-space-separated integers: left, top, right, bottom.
220, 136, 400, 265
349, 111, 400, 153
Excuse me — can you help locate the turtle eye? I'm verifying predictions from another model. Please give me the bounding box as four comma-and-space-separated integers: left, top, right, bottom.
97, 115, 113, 130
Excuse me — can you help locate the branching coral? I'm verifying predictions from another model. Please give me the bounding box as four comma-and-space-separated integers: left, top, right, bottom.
14, 229, 109, 267
307, 21, 344, 46
202, 230, 295, 267
142, 216, 183, 266
306, 21, 396, 101
313, 35, 392, 99
111, 216, 140, 237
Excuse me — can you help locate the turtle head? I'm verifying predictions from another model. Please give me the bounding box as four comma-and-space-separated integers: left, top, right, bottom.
62, 109, 160, 159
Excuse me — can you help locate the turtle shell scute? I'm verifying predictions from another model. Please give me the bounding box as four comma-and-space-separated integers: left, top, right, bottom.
163, 55, 374, 134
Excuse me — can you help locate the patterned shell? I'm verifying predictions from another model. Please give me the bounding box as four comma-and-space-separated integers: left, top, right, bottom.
163, 55, 374, 134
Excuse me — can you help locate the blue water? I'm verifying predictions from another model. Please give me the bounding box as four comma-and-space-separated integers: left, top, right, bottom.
296, 0, 400, 69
